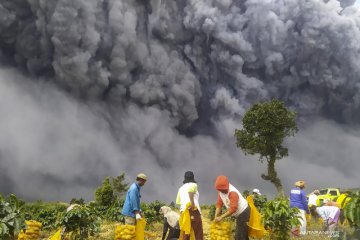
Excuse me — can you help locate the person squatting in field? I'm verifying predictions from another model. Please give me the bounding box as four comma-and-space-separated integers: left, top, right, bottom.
159, 206, 181, 240
121, 173, 147, 225
176, 171, 204, 240
214, 175, 250, 240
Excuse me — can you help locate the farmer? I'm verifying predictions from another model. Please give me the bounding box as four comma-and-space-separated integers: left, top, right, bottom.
159, 206, 181, 240
121, 173, 147, 225
252, 188, 262, 196
214, 175, 250, 240
176, 171, 204, 240
290, 180, 310, 235
314, 205, 341, 231
308, 190, 320, 218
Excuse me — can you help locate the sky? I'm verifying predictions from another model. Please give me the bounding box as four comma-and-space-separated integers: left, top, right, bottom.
0, 0, 360, 204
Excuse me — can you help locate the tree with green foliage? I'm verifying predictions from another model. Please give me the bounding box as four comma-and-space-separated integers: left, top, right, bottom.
235, 99, 297, 197
111, 173, 128, 198
94, 178, 115, 207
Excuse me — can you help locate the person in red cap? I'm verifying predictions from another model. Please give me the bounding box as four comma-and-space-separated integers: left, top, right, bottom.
214, 175, 250, 240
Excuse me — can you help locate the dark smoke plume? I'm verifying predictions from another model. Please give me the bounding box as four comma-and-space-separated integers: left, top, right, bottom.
0, 0, 359, 202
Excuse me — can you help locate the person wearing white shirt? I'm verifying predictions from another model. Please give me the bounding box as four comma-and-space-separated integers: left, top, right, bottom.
176, 171, 203, 240
308, 189, 320, 220
315, 205, 341, 231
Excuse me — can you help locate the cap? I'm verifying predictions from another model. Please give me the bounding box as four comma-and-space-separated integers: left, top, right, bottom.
137, 173, 147, 181
252, 188, 261, 195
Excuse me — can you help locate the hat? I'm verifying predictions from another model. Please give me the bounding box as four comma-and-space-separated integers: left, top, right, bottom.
137, 173, 147, 181
294, 181, 305, 188
215, 175, 229, 191
183, 171, 196, 184
252, 188, 261, 195
313, 190, 320, 195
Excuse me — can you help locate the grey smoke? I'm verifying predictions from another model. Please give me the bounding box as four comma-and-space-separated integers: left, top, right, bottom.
0, 0, 359, 202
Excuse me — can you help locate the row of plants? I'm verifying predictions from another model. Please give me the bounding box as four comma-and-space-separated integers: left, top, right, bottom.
0, 192, 165, 239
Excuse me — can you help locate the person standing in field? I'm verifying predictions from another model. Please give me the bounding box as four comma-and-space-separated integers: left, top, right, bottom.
214, 175, 250, 240
176, 171, 204, 240
308, 190, 320, 219
290, 180, 310, 235
121, 173, 147, 225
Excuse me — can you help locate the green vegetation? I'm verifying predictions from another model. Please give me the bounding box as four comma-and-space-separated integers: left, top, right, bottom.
0, 194, 26, 239
262, 198, 300, 240
344, 191, 360, 239
95, 177, 116, 207
58, 205, 101, 239
235, 99, 298, 197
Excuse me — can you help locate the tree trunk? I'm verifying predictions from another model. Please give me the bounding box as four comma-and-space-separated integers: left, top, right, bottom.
261, 157, 285, 197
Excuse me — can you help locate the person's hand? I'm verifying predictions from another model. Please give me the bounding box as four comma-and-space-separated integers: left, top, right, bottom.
135, 213, 142, 220
215, 216, 222, 222
188, 204, 195, 211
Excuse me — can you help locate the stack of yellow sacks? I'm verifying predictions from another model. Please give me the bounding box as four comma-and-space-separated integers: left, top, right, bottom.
18, 220, 42, 240
209, 221, 231, 240
114, 225, 136, 240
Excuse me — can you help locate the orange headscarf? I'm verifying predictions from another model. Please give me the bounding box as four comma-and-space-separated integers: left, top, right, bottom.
214, 175, 229, 191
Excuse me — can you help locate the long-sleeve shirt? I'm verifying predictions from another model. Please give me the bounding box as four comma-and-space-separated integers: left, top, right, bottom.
216, 192, 239, 214
290, 187, 309, 213
121, 183, 141, 217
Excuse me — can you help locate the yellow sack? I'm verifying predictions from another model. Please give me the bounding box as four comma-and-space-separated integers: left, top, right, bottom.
25, 220, 42, 228
17, 230, 26, 240
114, 224, 136, 240
306, 213, 311, 226
210, 221, 231, 240
246, 195, 266, 238
135, 218, 146, 240
50, 229, 62, 240
179, 203, 195, 240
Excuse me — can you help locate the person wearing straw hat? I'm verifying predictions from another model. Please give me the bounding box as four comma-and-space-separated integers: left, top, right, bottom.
290, 180, 310, 236
121, 173, 147, 225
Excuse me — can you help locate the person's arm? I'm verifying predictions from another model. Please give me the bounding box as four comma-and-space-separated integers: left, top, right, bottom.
215, 193, 223, 218
188, 192, 195, 209
188, 183, 198, 209
215, 192, 239, 222
130, 187, 141, 217
301, 191, 310, 214
162, 218, 169, 240
176, 190, 181, 207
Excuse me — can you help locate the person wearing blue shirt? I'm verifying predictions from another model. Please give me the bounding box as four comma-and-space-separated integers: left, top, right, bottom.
290, 180, 310, 236
121, 173, 147, 225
